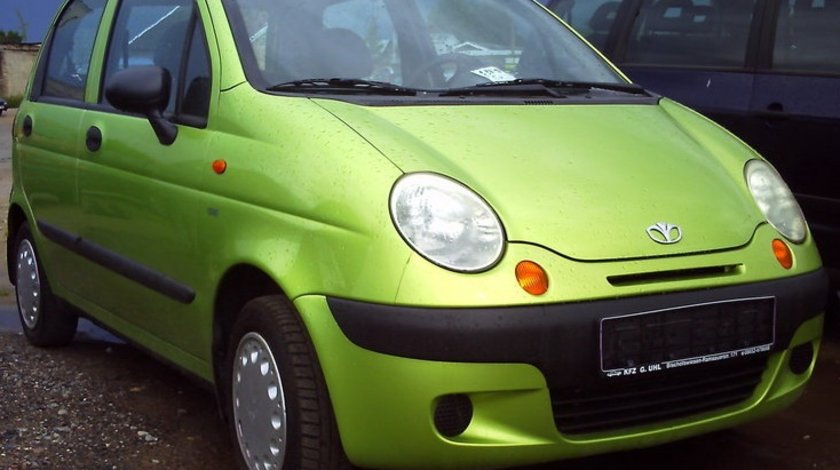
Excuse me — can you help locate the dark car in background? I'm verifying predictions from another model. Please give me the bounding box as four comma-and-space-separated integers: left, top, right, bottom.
540, 0, 840, 299
0, 97, 7, 115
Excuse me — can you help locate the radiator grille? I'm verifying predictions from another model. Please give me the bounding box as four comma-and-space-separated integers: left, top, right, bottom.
551, 356, 767, 434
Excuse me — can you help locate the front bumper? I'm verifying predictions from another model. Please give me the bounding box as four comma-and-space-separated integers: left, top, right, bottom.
296, 269, 827, 469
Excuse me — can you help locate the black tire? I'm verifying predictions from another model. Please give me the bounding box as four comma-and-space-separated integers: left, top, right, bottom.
13, 223, 78, 347
223, 296, 350, 470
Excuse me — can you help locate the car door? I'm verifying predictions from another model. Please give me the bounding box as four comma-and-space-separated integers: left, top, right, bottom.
17, 0, 107, 292
610, 0, 763, 137
747, 0, 840, 269
73, 0, 213, 353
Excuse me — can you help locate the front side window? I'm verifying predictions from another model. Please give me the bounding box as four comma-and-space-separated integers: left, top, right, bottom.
224, 0, 623, 91
42, 0, 107, 100
624, 0, 755, 67
772, 0, 840, 73
103, 0, 211, 121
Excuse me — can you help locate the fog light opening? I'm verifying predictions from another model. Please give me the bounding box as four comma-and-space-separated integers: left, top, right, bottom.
789, 342, 814, 375
772, 239, 793, 270
433, 394, 473, 438
516, 260, 549, 296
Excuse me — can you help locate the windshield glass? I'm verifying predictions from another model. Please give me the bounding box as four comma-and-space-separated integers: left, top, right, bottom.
224, 0, 624, 91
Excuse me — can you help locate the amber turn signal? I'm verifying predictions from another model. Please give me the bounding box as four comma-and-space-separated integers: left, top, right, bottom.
212, 159, 227, 174
516, 260, 549, 295
772, 239, 793, 269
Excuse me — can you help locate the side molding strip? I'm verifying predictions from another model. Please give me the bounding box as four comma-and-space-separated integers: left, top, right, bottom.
37, 221, 196, 304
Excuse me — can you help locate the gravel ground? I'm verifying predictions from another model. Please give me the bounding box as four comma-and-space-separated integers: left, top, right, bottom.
0, 332, 235, 469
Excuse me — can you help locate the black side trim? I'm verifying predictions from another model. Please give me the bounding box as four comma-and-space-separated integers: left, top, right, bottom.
328, 269, 827, 391
37, 221, 196, 304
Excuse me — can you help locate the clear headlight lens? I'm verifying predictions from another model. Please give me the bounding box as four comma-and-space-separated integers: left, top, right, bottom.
745, 159, 806, 243
390, 173, 505, 272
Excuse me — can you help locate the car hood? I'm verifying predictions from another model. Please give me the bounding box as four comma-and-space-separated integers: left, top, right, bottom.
314, 98, 763, 261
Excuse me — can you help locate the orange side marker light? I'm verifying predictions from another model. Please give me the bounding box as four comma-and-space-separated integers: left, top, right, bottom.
212, 159, 227, 174
516, 260, 549, 296
772, 239, 793, 270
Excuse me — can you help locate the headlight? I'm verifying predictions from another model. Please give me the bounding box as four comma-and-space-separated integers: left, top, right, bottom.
745, 159, 806, 243
390, 173, 505, 272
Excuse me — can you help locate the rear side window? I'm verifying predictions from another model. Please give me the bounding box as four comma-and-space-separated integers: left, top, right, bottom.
624, 0, 755, 67
103, 0, 211, 122
42, 0, 107, 100
772, 0, 840, 73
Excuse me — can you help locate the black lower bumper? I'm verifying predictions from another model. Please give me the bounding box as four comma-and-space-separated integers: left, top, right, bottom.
329, 270, 827, 369
328, 269, 828, 434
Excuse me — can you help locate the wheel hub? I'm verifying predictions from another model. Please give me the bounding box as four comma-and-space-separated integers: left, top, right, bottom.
233, 332, 287, 469
16, 239, 41, 329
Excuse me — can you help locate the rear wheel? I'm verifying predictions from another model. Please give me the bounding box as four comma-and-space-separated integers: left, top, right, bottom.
224, 296, 349, 470
13, 223, 78, 347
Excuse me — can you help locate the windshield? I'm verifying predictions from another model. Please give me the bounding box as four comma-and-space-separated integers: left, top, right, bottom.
224, 0, 624, 92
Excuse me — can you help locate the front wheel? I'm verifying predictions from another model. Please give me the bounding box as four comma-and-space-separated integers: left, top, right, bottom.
224, 296, 350, 470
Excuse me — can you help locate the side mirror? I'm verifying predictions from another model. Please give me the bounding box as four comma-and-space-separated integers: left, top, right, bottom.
105, 66, 178, 145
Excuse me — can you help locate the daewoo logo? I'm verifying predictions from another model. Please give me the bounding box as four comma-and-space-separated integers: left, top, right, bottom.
646, 222, 682, 245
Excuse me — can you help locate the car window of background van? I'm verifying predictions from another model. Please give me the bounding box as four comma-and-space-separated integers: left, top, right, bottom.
773, 0, 840, 73
547, 0, 621, 51
624, 0, 755, 67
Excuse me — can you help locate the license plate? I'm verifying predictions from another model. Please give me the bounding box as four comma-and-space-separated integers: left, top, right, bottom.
600, 297, 775, 378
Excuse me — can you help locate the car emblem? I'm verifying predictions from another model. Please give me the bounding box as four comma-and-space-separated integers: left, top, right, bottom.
646, 222, 682, 244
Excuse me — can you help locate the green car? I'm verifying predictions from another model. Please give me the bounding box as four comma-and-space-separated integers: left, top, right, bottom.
8, 0, 828, 468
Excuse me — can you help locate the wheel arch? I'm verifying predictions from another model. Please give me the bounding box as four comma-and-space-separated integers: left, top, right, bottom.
211, 264, 284, 387
7, 203, 28, 285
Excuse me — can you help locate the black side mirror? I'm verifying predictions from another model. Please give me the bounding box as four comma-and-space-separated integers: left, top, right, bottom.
105, 66, 178, 145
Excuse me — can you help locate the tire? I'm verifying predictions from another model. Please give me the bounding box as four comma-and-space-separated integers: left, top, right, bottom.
224, 296, 350, 470
13, 223, 78, 347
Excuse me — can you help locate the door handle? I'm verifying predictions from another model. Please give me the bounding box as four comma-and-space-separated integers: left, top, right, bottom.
86, 126, 102, 152
756, 102, 791, 120
22, 115, 33, 136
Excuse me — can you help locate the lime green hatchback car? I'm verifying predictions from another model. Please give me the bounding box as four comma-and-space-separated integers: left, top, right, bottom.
8, 0, 829, 468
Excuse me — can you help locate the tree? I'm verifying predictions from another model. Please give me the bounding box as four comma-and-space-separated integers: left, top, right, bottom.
0, 30, 24, 45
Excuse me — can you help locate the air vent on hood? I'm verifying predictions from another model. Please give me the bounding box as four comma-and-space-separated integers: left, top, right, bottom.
523, 99, 554, 105
607, 265, 743, 287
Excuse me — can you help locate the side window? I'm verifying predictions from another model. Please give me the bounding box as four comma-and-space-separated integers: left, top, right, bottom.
555, 0, 621, 52
42, 0, 107, 100
772, 0, 840, 73
103, 0, 211, 121
180, 23, 212, 121
624, 0, 755, 67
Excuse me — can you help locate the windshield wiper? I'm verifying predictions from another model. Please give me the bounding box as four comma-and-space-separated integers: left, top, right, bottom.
267, 78, 417, 96
440, 78, 648, 97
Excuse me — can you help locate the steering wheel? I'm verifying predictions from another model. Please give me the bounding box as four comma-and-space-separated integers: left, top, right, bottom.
407, 53, 485, 88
